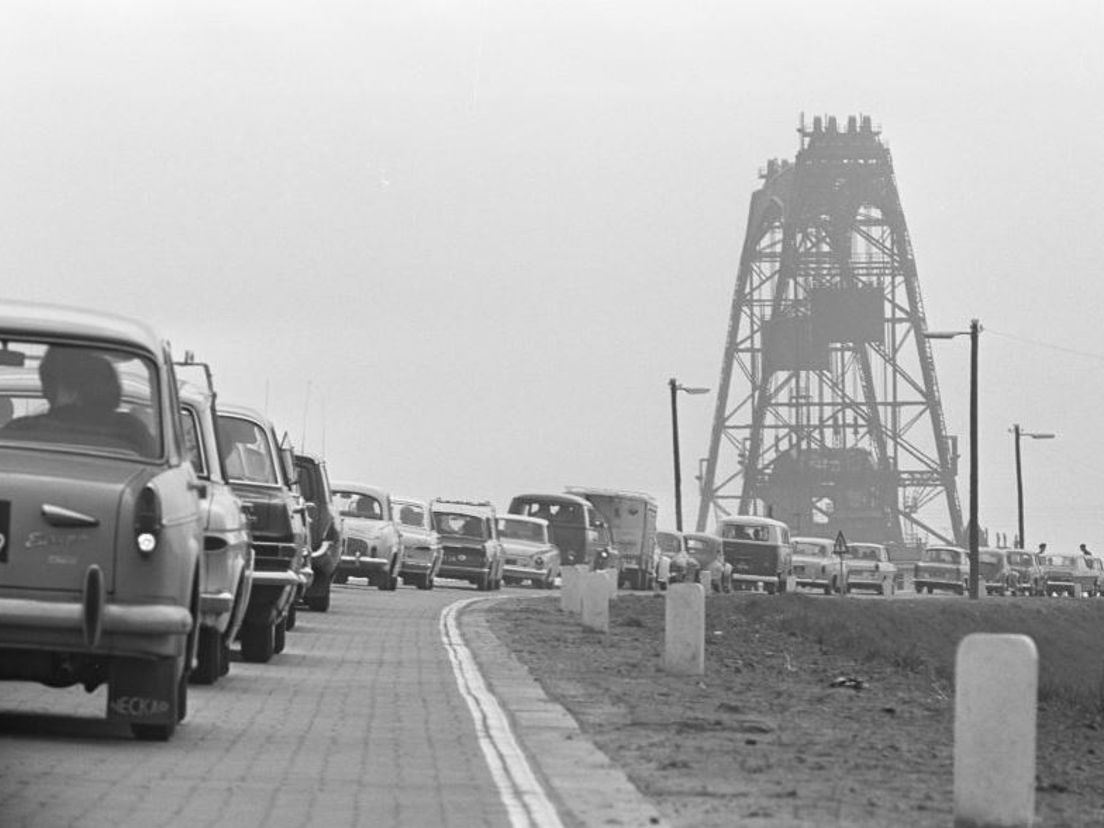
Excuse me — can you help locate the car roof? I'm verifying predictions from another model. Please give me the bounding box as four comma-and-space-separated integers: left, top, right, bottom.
716, 515, 789, 529
392, 496, 427, 507
332, 481, 388, 499
564, 486, 658, 506
0, 299, 163, 354
432, 498, 495, 517
683, 532, 720, 544
792, 535, 834, 544
500, 514, 548, 527
216, 402, 272, 428
511, 492, 591, 508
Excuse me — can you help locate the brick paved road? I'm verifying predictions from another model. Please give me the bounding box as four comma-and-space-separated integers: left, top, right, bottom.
0, 582, 515, 828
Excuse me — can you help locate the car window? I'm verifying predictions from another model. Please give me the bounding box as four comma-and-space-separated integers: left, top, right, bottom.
396, 503, 425, 527
334, 492, 383, 519
0, 340, 161, 459
216, 415, 278, 484
794, 541, 828, 557
435, 512, 486, 539
180, 406, 206, 476
498, 518, 543, 542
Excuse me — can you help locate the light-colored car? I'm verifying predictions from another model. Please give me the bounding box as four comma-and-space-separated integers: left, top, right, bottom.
656, 529, 696, 586
394, 497, 441, 590
1042, 554, 1101, 597
332, 483, 404, 590
217, 404, 311, 662
178, 372, 254, 685
499, 514, 560, 589
716, 516, 796, 594
791, 535, 839, 593
0, 302, 204, 740
841, 542, 897, 596
913, 545, 969, 595
683, 532, 732, 592
433, 499, 504, 591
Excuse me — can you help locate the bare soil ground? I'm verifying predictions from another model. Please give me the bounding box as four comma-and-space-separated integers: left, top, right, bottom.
483, 591, 1104, 827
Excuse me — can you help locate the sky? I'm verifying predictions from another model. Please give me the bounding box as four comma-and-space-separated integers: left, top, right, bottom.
2, 1, 1102, 554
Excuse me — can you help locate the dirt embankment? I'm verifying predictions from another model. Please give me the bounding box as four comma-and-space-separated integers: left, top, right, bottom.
484, 592, 1104, 827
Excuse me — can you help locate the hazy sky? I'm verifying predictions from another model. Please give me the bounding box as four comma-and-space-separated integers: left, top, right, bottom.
3, 1, 1102, 552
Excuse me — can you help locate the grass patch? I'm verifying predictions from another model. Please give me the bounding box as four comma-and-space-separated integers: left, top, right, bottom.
731, 594, 1104, 711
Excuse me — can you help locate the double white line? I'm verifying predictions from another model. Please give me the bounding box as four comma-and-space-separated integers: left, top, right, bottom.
440, 597, 564, 828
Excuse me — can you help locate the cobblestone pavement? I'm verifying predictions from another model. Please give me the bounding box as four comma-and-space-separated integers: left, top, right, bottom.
0, 583, 516, 828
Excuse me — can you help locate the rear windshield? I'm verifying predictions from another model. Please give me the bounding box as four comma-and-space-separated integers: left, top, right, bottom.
846, 546, 881, 561
794, 541, 829, 557
720, 522, 772, 542
335, 491, 384, 520
656, 532, 682, 554
923, 547, 963, 564
0, 340, 160, 459
1007, 552, 1034, 566
497, 517, 545, 542
435, 512, 487, 539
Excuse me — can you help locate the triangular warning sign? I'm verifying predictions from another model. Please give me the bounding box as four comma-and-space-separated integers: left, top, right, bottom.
833, 531, 848, 556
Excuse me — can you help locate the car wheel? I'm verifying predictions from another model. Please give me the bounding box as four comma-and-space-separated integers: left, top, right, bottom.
191, 626, 221, 685
220, 639, 231, 677
132, 722, 175, 741
307, 583, 331, 612
333, 572, 348, 585
427, 572, 435, 591
285, 602, 297, 631
274, 619, 287, 654
240, 622, 275, 664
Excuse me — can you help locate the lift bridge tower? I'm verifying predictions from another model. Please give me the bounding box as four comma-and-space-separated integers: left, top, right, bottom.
696, 115, 963, 548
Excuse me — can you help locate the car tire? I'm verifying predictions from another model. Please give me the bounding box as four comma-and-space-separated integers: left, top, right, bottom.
306, 583, 331, 612
273, 619, 287, 654
220, 639, 232, 677
333, 572, 348, 585
191, 626, 221, 685
240, 622, 275, 664
285, 602, 297, 631
427, 572, 435, 591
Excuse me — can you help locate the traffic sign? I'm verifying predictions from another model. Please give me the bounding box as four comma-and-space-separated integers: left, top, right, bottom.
833, 531, 849, 556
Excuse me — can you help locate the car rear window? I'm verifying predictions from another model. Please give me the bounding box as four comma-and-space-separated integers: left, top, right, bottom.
0, 340, 160, 459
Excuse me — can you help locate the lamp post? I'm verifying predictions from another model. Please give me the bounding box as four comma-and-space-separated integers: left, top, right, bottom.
1012, 424, 1055, 549
924, 319, 981, 599
669, 378, 710, 532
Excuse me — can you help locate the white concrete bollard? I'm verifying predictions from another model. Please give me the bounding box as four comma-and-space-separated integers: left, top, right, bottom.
560, 566, 583, 614
698, 572, 712, 594
954, 633, 1037, 828
663, 583, 705, 675
580, 572, 610, 633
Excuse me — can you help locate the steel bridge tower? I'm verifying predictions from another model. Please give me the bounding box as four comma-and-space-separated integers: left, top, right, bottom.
696, 115, 963, 548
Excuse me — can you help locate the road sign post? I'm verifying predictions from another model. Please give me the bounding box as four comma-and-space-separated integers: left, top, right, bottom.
833, 531, 848, 596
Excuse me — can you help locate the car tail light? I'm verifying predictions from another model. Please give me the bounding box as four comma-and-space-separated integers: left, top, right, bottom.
135, 486, 162, 556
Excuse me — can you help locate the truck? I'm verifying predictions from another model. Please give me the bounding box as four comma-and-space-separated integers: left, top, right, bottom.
564, 487, 659, 590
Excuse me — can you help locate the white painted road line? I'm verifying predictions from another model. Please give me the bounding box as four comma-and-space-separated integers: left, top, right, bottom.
440, 597, 565, 828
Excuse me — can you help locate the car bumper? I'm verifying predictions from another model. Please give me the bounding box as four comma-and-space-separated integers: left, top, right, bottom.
438, 564, 489, 581
913, 577, 965, 591
0, 596, 192, 659
730, 573, 778, 588
336, 556, 389, 577
199, 590, 234, 627
504, 564, 549, 581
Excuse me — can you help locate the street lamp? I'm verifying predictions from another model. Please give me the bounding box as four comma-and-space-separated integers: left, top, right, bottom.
923, 319, 981, 599
669, 378, 710, 532
1011, 424, 1055, 549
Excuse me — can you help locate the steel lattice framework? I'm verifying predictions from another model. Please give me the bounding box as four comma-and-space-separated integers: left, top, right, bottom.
696, 115, 963, 548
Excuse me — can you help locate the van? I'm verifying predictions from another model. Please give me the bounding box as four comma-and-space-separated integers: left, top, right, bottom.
716, 515, 795, 594
507, 493, 615, 570
565, 487, 659, 590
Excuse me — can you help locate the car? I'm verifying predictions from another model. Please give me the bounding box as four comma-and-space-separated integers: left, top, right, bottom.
656, 529, 698, 585
331, 482, 404, 590
178, 369, 254, 685
791, 535, 840, 594
978, 548, 1018, 596
716, 516, 796, 594
216, 404, 310, 662
432, 499, 504, 590
394, 497, 442, 590
1041, 554, 1101, 597
565, 487, 659, 590
498, 514, 560, 588
1005, 549, 1046, 596
841, 542, 897, 596
683, 532, 732, 592
0, 301, 204, 740
295, 452, 343, 611
913, 545, 969, 595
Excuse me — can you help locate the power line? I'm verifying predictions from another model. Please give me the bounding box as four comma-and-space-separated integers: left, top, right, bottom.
988, 328, 1104, 364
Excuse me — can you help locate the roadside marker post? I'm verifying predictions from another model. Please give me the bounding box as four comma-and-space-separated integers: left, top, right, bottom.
561, 566, 584, 614
663, 582, 705, 675
954, 633, 1037, 828
698, 571, 712, 594
580, 572, 610, 633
